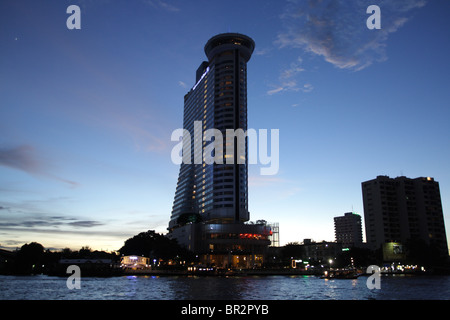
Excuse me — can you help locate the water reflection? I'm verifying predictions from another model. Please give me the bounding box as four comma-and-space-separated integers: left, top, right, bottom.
0, 274, 449, 300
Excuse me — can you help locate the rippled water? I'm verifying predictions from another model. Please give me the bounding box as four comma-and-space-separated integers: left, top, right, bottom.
0, 274, 449, 300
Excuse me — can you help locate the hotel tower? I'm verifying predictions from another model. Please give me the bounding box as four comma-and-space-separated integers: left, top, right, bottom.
168, 33, 271, 268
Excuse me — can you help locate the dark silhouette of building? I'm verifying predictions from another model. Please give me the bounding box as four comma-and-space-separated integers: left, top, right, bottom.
168, 33, 271, 268
362, 175, 448, 259
334, 212, 363, 248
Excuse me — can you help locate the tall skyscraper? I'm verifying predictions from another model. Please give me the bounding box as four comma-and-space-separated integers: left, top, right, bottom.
362, 176, 448, 258
334, 212, 363, 248
168, 33, 271, 268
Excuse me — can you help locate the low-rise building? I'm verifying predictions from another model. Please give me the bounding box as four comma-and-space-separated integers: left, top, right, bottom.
120, 255, 151, 270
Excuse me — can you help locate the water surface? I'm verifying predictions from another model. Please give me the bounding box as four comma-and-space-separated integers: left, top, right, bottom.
0, 274, 449, 300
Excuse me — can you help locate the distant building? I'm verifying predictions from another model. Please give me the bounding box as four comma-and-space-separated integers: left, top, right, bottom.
301, 239, 342, 264
120, 256, 151, 270
362, 175, 448, 258
334, 212, 363, 248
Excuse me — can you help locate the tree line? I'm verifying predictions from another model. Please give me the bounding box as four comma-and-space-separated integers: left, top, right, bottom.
0, 230, 196, 275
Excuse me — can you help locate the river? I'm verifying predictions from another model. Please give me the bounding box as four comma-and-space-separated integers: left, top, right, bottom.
0, 274, 449, 300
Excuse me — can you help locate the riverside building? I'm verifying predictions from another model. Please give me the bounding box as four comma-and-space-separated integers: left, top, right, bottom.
168, 33, 271, 268
334, 212, 363, 248
362, 175, 448, 259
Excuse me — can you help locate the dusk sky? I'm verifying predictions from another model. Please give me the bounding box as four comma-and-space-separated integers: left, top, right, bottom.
1, 0, 449, 252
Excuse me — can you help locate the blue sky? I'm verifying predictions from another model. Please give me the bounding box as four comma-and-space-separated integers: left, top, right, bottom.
1, 0, 449, 251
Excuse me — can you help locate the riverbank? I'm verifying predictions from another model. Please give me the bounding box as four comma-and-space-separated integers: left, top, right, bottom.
122, 268, 319, 276
120, 267, 448, 277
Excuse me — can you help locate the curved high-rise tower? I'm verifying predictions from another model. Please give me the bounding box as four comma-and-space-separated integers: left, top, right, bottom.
169, 33, 255, 229
168, 34, 271, 268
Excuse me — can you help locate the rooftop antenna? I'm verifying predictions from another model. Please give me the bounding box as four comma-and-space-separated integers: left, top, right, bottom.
227, 26, 231, 33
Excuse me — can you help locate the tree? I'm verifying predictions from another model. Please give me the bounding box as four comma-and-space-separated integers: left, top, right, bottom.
119, 230, 195, 263
15, 242, 44, 274
79, 246, 92, 258
282, 243, 303, 261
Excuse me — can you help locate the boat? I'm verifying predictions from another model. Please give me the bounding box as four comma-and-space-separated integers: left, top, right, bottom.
320, 269, 360, 279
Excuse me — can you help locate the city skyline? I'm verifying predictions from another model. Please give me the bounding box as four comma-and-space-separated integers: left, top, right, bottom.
1, 0, 450, 252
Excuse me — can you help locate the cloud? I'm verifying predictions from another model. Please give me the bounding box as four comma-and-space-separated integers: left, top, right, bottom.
276, 0, 427, 71
267, 57, 313, 95
68, 220, 104, 228
249, 176, 289, 187
178, 80, 187, 88
254, 48, 272, 56
0, 145, 79, 187
267, 87, 285, 95
0, 198, 105, 241
143, 0, 180, 12
0, 145, 40, 175
302, 83, 314, 93
0, 209, 104, 230
0, 217, 103, 229
113, 114, 169, 152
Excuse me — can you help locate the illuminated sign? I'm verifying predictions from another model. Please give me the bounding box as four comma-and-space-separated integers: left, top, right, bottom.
192, 66, 210, 91
239, 233, 264, 240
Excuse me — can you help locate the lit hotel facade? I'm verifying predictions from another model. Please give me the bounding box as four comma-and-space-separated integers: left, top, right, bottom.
168, 33, 271, 268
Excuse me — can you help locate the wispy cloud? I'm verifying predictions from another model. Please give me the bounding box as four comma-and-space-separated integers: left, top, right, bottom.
111, 112, 169, 153
267, 57, 314, 95
0, 145, 79, 187
254, 47, 272, 56
276, 0, 427, 71
267, 87, 285, 95
0, 194, 112, 248
0, 145, 40, 175
57, 86, 172, 154
0, 200, 105, 236
249, 175, 288, 187
142, 0, 180, 12
0, 204, 134, 250
0, 214, 104, 230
